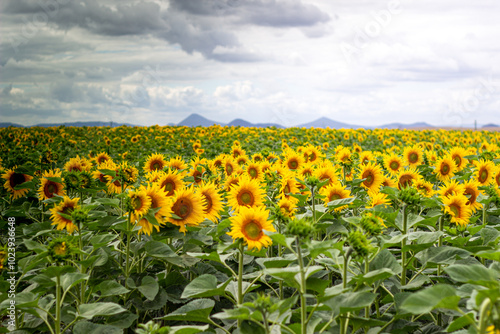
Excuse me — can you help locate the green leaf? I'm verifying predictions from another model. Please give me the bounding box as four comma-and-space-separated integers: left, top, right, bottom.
158, 299, 215, 324
90, 233, 117, 248
95, 198, 120, 208
96, 280, 130, 297
213, 307, 251, 320
352, 268, 395, 286
13, 181, 35, 190
170, 325, 210, 334
58, 272, 89, 294
73, 321, 123, 334
481, 227, 500, 245
446, 312, 476, 332
369, 249, 402, 273
416, 246, 470, 265
475, 249, 500, 261
77, 302, 127, 319
400, 284, 459, 314
181, 274, 230, 299
264, 231, 295, 250
444, 264, 498, 284
323, 291, 376, 314
327, 197, 355, 209
138, 276, 159, 301
145, 240, 185, 267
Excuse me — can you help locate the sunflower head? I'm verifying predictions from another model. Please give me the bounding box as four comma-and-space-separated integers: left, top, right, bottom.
227, 206, 275, 251
48, 238, 74, 262
2, 168, 33, 199
360, 212, 384, 236
285, 217, 315, 238
348, 230, 372, 258
442, 193, 472, 227
399, 186, 421, 208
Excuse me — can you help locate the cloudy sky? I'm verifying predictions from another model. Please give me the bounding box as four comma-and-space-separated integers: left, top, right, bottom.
1, 0, 499, 127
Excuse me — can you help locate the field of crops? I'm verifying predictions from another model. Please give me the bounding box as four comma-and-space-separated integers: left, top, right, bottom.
0, 125, 499, 334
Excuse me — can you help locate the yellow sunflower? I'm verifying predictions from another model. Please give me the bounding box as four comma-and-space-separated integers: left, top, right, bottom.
167, 156, 188, 174
415, 180, 435, 198
223, 174, 241, 191
167, 186, 206, 233
358, 162, 384, 192
442, 193, 472, 227
93, 160, 117, 184
277, 198, 297, 219
282, 149, 304, 171
2, 168, 33, 199
403, 145, 423, 167
359, 151, 375, 165
462, 180, 483, 212
228, 176, 265, 211
38, 169, 65, 200
449, 147, 467, 171
336, 147, 352, 165
224, 156, 238, 177
313, 166, 339, 186
381, 175, 397, 188
95, 152, 112, 165
438, 179, 465, 198
474, 159, 495, 185
304, 146, 322, 163
134, 183, 172, 235
397, 168, 421, 189
319, 183, 351, 211
366, 190, 391, 208
50, 196, 80, 234
144, 153, 168, 173
197, 181, 224, 223
494, 166, 500, 188
128, 188, 152, 222
434, 155, 456, 182
157, 170, 185, 197
279, 172, 301, 201
227, 205, 276, 251
64, 156, 91, 172
245, 162, 265, 182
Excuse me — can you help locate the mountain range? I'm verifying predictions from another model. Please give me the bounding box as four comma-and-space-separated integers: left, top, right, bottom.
1, 113, 497, 129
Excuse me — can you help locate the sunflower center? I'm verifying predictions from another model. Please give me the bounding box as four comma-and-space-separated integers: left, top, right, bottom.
10, 173, 26, 188
175, 199, 192, 218
389, 161, 399, 170
449, 204, 460, 217
464, 188, 476, 205
409, 153, 418, 163
193, 170, 202, 183
284, 185, 290, 194
441, 164, 450, 175
226, 164, 233, 175
399, 175, 413, 188
132, 197, 143, 210
453, 156, 461, 166
244, 220, 262, 240
240, 191, 254, 205
163, 180, 175, 194
288, 159, 298, 169
479, 169, 488, 183
362, 171, 374, 187
330, 193, 341, 201
151, 161, 162, 170
309, 153, 316, 161
249, 168, 257, 178
45, 182, 57, 197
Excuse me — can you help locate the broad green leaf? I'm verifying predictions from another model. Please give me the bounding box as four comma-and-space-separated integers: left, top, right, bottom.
264, 231, 295, 250
400, 284, 459, 314
352, 268, 395, 286
73, 321, 123, 334
181, 274, 230, 299
58, 272, 89, 294
446, 312, 476, 332
170, 325, 210, 334
90, 233, 117, 248
78, 302, 126, 319
323, 291, 376, 314
158, 299, 215, 324
96, 280, 130, 297
95, 197, 120, 208
416, 246, 470, 265
475, 249, 500, 261
444, 264, 498, 284
138, 276, 159, 301
369, 249, 401, 273
213, 307, 251, 320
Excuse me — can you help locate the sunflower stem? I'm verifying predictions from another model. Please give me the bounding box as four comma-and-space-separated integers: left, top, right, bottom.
437, 215, 444, 277
401, 204, 408, 286
55, 274, 61, 334
237, 241, 244, 328
296, 236, 307, 334
125, 212, 132, 286
278, 222, 284, 299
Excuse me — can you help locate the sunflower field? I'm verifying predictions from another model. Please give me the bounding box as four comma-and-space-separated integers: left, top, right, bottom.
0, 125, 500, 334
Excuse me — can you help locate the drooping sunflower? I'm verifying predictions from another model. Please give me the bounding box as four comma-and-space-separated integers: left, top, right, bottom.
415, 180, 435, 198
144, 153, 168, 173
227, 205, 276, 251
366, 190, 391, 208
474, 159, 495, 185
313, 166, 339, 186
128, 188, 152, 222
358, 162, 384, 192
50, 196, 80, 234
442, 193, 472, 227
359, 151, 375, 165
277, 198, 297, 219
397, 168, 421, 189
449, 147, 467, 171
38, 169, 65, 200
167, 186, 206, 233
336, 147, 352, 165
167, 156, 188, 174
462, 180, 483, 212
2, 168, 33, 199
434, 155, 456, 182
319, 183, 351, 211
403, 145, 423, 167
157, 170, 185, 197
197, 181, 224, 223
228, 176, 265, 211
279, 172, 301, 201
438, 179, 465, 198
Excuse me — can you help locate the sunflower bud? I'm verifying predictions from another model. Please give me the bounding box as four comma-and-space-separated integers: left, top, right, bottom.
71, 207, 89, 226
306, 176, 321, 189
64, 171, 82, 191
48, 238, 73, 262
286, 217, 315, 238
348, 230, 372, 258
399, 186, 420, 207
360, 212, 384, 236
252, 292, 278, 315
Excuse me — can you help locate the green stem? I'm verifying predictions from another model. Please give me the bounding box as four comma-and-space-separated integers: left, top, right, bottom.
296, 237, 307, 334
401, 205, 408, 286
125, 213, 132, 285
365, 255, 370, 321
478, 298, 492, 334
55, 275, 61, 334
237, 241, 245, 328
278, 222, 284, 299
437, 215, 444, 277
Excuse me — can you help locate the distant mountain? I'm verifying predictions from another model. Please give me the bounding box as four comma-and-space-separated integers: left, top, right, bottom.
177, 113, 226, 127
375, 122, 434, 129
0, 122, 24, 127
482, 123, 499, 128
227, 118, 284, 128
297, 117, 363, 129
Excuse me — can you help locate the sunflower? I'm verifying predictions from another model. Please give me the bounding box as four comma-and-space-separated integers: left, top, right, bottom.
449, 147, 467, 171
434, 155, 456, 182
474, 159, 495, 185
279, 172, 301, 201
397, 168, 421, 189
336, 147, 352, 165
2, 168, 33, 199
252, 153, 264, 162
313, 166, 339, 186
95, 152, 112, 165
157, 170, 184, 196
381, 175, 397, 188
146, 170, 164, 183
228, 176, 265, 211
224, 157, 238, 177
128, 188, 152, 222
227, 205, 276, 251
38, 169, 65, 200
358, 162, 384, 192
277, 198, 297, 219
144, 153, 167, 173
245, 162, 264, 182
304, 146, 322, 163
167, 186, 206, 233
93, 160, 117, 184
442, 193, 472, 227
224, 174, 240, 191
366, 190, 390, 208
64, 156, 91, 172
486, 325, 500, 334
384, 153, 404, 175
462, 180, 483, 212
403, 145, 423, 167
190, 157, 207, 184
135, 183, 172, 235
438, 179, 465, 198
197, 181, 224, 223
167, 156, 188, 173
50, 196, 80, 234
319, 183, 351, 211
359, 151, 375, 165
415, 180, 435, 198
494, 166, 500, 188
282, 149, 304, 171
